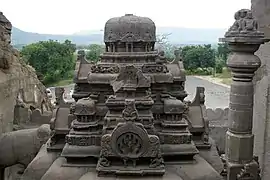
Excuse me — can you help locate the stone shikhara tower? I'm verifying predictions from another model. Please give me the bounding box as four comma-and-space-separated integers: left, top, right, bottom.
220, 9, 267, 180
10, 10, 270, 179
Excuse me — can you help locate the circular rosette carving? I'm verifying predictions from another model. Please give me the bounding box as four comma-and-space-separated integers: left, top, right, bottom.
116, 132, 142, 157
111, 123, 149, 158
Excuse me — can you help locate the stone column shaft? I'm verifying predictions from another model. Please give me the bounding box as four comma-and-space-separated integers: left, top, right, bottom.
226, 51, 259, 164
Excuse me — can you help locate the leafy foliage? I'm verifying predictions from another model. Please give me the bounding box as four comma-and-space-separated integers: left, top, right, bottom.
20, 39, 76, 85
181, 44, 216, 71
215, 43, 230, 73
216, 43, 230, 61
85, 44, 105, 63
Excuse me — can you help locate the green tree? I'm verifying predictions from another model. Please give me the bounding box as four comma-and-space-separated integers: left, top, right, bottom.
85, 44, 105, 63
215, 43, 230, 73
21, 39, 76, 85
182, 44, 216, 71
217, 43, 230, 61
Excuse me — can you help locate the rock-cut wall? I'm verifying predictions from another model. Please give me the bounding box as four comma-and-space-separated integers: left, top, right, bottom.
251, 0, 270, 179
0, 12, 50, 134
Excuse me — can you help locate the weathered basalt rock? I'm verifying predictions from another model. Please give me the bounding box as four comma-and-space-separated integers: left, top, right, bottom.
252, 1, 270, 179
0, 12, 52, 134
0, 124, 51, 180
0, 11, 52, 180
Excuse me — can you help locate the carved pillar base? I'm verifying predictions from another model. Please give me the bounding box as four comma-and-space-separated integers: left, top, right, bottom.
226, 132, 254, 164
227, 162, 243, 180
227, 159, 260, 180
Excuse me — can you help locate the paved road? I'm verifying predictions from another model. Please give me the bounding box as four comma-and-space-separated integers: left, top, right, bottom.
48, 76, 230, 109
185, 76, 229, 109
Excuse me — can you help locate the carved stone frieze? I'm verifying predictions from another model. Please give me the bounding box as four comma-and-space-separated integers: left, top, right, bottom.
65, 135, 101, 146
160, 134, 192, 144
142, 64, 168, 73
90, 64, 120, 74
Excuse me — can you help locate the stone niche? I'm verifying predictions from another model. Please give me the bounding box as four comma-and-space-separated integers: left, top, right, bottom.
252, 0, 270, 179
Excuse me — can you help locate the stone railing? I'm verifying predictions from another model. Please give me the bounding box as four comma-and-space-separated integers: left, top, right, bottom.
206, 108, 229, 154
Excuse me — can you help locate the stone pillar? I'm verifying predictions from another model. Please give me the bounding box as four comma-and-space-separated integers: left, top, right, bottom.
220, 9, 266, 180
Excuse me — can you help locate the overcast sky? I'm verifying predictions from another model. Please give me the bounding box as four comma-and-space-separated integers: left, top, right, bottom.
2, 0, 251, 35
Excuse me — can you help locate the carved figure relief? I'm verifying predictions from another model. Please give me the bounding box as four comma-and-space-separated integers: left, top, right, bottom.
111, 65, 151, 93
225, 9, 264, 37
122, 99, 138, 121
117, 132, 142, 156
97, 99, 164, 175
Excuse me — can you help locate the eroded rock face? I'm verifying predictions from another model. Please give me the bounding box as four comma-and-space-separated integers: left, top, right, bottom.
252, 1, 270, 179
0, 12, 51, 134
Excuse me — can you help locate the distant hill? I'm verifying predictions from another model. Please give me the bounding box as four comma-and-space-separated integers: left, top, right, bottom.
11, 26, 227, 46
11, 27, 103, 46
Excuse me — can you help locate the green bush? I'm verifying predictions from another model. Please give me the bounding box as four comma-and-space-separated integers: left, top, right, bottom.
215, 57, 226, 73
186, 67, 213, 75
85, 44, 105, 63
20, 40, 76, 85
182, 44, 216, 71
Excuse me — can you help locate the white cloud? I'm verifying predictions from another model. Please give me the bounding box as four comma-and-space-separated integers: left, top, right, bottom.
1, 0, 251, 34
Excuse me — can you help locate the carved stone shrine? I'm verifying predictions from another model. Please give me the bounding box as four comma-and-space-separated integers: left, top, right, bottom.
21, 14, 225, 180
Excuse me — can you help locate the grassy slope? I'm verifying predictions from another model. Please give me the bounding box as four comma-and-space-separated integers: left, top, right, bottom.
215, 68, 232, 85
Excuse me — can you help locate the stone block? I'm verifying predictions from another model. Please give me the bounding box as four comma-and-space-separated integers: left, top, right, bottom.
206, 108, 229, 153
30, 109, 52, 125
14, 106, 31, 125
226, 131, 254, 163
